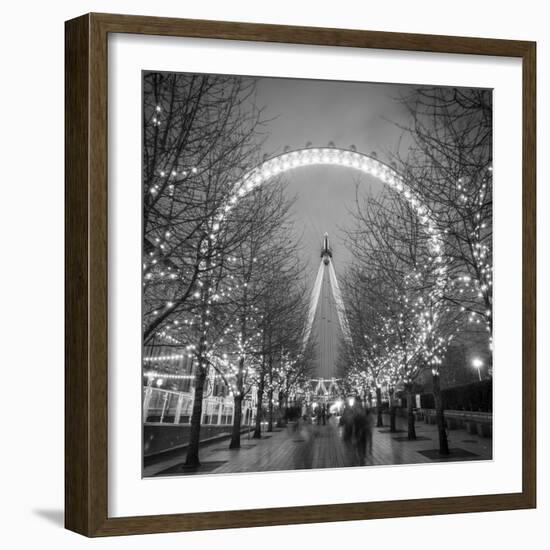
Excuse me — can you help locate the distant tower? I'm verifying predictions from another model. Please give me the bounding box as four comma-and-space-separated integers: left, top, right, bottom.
321, 232, 332, 265
304, 234, 350, 392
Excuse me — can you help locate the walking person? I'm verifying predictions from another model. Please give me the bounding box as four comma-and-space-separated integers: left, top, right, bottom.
365, 406, 374, 455
353, 397, 368, 464
341, 401, 354, 443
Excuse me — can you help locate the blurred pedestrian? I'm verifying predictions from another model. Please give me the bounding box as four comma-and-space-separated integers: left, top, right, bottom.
342, 401, 354, 443
353, 397, 368, 463
365, 406, 374, 455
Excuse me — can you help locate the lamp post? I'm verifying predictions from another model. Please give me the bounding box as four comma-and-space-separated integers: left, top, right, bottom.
472, 357, 483, 381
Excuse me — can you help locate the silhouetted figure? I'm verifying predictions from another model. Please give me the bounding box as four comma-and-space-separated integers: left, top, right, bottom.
321, 404, 327, 426
365, 407, 374, 455
341, 402, 354, 443
353, 398, 368, 463
294, 415, 315, 470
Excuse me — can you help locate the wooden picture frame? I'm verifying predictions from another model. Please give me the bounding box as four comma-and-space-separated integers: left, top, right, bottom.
65, 12, 536, 537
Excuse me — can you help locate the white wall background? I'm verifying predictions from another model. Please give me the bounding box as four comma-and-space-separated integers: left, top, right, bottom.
0, 0, 546, 547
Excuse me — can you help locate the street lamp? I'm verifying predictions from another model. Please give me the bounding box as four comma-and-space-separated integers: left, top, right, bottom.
471, 357, 483, 381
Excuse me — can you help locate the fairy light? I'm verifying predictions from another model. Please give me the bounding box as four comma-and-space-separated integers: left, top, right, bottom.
217, 147, 448, 300
143, 146, 472, 403
143, 354, 185, 362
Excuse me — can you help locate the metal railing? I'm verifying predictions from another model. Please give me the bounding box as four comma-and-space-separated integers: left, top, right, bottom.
419, 409, 492, 422
143, 386, 240, 426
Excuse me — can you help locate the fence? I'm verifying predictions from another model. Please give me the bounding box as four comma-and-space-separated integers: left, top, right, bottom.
417, 379, 493, 413
143, 386, 244, 426
417, 408, 492, 438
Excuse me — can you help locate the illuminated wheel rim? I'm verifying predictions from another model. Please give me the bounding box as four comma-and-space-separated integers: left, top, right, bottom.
215, 147, 446, 293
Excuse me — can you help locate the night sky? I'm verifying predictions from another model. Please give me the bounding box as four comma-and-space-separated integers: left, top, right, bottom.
253, 76, 415, 284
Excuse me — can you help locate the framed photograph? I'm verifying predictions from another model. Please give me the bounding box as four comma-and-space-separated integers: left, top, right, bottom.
65, 13, 536, 536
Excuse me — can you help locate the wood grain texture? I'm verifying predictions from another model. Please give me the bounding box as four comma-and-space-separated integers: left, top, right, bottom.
64, 12, 537, 537
65, 14, 91, 535
521, 41, 537, 509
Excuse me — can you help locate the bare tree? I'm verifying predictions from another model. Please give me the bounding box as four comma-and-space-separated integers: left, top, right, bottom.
268, 286, 313, 430
340, 271, 390, 428
342, 185, 457, 447
142, 72, 272, 467
215, 182, 307, 449
142, 72, 265, 345
397, 87, 493, 348
252, 261, 312, 437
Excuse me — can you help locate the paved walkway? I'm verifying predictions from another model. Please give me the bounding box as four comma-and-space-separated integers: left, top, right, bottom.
145, 414, 492, 477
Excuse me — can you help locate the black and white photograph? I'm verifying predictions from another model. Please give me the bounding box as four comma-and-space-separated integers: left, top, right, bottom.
141, 72, 493, 477
1, 0, 543, 544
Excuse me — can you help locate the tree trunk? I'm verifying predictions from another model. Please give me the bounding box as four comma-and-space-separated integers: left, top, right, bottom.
376, 386, 383, 427
267, 351, 274, 431
389, 388, 397, 432
389, 405, 397, 432
276, 391, 285, 428
229, 394, 243, 449
433, 371, 449, 455
229, 354, 245, 449
184, 272, 211, 467
284, 394, 290, 423
253, 372, 265, 439
230, 303, 248, 449
267, 388, 274, 432
184, 359, 207, 467
407, 386, 417, 440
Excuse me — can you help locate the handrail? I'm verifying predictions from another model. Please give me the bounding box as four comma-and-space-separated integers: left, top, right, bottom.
420, 408, 492, 420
